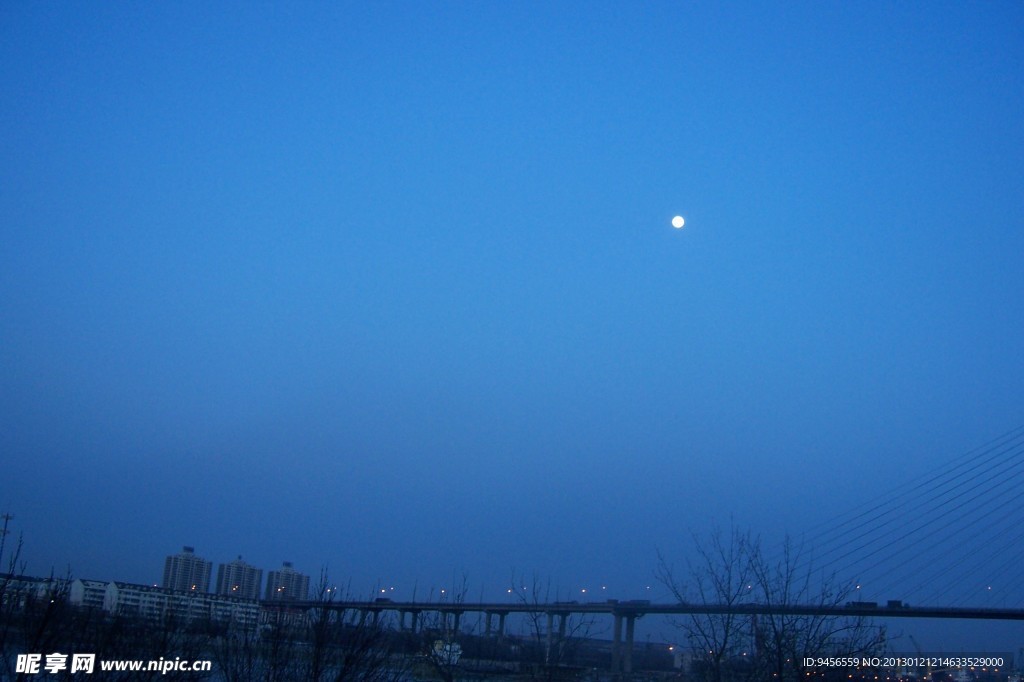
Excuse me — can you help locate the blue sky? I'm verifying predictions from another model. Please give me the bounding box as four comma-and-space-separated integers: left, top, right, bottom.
2, 1, 1023, 649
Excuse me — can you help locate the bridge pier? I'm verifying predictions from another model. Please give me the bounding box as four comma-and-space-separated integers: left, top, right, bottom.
611, 613, 638, 677
399, 609, 422, 633
611, 614, 622, 674
624, 615, 636, 675
484, 610, 508, 639
543, 612, 571, 665
439, 610, 460, 636
558, 613, 567, 659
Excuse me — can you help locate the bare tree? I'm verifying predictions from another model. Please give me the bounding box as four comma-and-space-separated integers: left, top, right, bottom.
659, 527, 888, 682
304, 569, 403, 682
507, 572, 598, 682
210, 611, 266, 682
17, 570, 76, 679
414, 573, 473, 682
0, 526, 25, 680
257, 600, 305, 682
656, 526, 758, 682
748, 537, 885, 681
0, 517, 84, 682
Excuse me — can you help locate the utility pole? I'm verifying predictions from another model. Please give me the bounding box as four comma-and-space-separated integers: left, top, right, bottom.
0, 513, 13, 572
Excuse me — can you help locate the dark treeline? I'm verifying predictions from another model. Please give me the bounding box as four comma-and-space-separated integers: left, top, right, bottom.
1, 527, 899, 682
0, 569, 640, 682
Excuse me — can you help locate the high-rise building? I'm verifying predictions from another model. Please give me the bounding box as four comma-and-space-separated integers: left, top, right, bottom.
215, 556, 263, 601
162, 546, 212, 593
265, 561, 310, 601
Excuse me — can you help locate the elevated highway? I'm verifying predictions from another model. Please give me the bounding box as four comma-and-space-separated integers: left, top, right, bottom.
263, 598, 1024, 673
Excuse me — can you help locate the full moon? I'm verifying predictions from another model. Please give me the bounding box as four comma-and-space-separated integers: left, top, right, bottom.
671, 215, 685, 229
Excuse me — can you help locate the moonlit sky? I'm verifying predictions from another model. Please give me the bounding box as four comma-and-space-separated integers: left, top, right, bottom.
2, 1, 1023, 649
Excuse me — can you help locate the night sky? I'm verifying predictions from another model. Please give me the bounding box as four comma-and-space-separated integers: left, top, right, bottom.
2, 1, 1023, 651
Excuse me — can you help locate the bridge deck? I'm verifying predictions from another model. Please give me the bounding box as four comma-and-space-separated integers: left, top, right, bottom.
264, 599, 1024, 621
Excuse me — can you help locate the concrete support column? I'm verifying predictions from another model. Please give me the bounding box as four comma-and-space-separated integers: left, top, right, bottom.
611, 614, 623, 673
451, 611, 461, 635
485, 611, 508, 638
624, 615, 636, 675
398, 611, 407, 631
410, 610, 419, 633
557, 614, 567, 659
